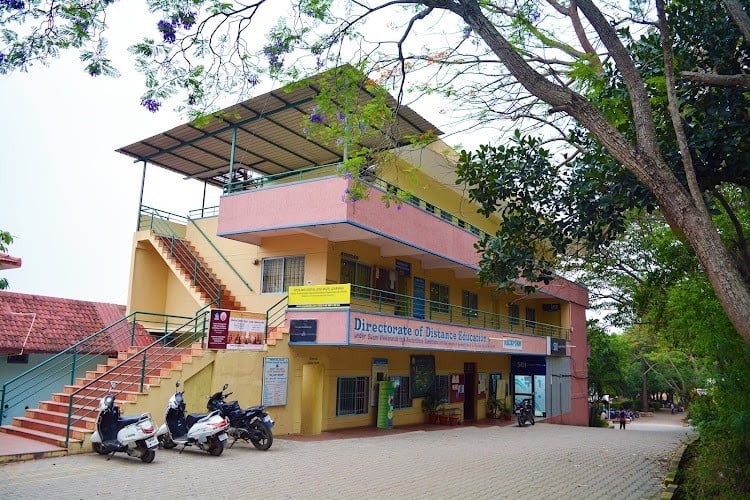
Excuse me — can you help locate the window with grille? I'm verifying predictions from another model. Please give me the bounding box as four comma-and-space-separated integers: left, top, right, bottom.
261, 256, 305, 293
429, 282, 449, 313
435, 374, 450, 404
509, 303, 520, 326
340, 258, 372, 298
525, 307, 536, 329
336, 376, 369, 416
462, 290, 479, 318
389, 375, 411, 409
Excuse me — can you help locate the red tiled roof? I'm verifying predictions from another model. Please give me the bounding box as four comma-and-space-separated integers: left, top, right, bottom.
0, 253, 22, 270
0, 291, 127, 354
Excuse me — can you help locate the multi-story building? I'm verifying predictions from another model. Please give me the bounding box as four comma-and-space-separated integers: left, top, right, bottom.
114, 67, 589, 435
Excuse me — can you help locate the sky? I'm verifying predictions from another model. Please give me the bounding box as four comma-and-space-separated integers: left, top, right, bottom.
0, 3, 463, 306
0, 3, 223, 305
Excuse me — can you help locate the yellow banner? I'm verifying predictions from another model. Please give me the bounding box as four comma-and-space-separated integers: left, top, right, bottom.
288, 284, 351, 307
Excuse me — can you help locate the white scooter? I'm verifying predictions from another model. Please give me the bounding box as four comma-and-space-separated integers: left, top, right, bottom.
90, 383, 159, 463
156, 381, 229, 456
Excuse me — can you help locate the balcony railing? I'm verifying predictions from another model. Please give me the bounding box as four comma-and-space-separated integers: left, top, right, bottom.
220, 163, 491, 240
349, 284, 569, 339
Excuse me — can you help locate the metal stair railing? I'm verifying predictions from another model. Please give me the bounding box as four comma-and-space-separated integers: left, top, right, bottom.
188, 216, 254, 295
64, 306, 212, 447
139, 206, 223, 306
265, 295, 288, 343
0, 311, 193, 425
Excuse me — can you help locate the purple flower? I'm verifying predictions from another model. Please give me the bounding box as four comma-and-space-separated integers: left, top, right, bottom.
1, 0, 25, 9
336, 137, 344, 145
179, 11, 196, 30
157, 20, 176, 44
309, 113, 324, 123
141, 98, 161, 113
337, 111, 345, 122
462, 26, 472, 39
0, 53, 5, 65
247, 74, 260, 86
342, 171, 353, 180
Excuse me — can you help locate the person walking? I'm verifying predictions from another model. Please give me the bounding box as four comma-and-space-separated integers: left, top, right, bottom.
619, 410, 627, 430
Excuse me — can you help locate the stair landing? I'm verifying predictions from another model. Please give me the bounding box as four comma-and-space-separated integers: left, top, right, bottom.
0, 432, 67, 464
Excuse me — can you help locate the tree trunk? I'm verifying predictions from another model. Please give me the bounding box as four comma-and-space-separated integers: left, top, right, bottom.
642, 357, 649, 412
454, 1, 750, 342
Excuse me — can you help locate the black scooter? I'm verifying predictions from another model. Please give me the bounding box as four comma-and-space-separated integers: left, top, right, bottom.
207, 384, 274, 450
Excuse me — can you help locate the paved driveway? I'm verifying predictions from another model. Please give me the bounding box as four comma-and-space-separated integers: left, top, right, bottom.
0, 411, 693, 500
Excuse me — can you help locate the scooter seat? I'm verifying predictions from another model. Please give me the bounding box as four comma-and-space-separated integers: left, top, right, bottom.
186, 413, 211, 428
118, 416, 141, 427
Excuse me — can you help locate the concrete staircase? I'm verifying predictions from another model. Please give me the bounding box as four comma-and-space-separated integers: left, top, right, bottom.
265, 323, 290, 346
0, 343, 209, 454
151, 234, 244, 311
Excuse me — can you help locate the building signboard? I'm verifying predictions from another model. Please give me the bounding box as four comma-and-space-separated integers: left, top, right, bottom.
288, 284, 351, 307
348, 311, 547, 355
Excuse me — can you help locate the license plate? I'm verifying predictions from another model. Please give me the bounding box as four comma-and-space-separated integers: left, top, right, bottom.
145, 436, 159, 449
218, 433, 228, 442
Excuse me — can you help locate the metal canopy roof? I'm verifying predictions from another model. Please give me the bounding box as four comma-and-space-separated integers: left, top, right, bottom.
116, 66, 443, 188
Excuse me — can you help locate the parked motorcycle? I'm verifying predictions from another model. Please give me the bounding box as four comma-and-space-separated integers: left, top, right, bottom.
207, 383, 274, 451
90, 383, 159, 463
514, 398, 535, 427
156, 381, 229, 456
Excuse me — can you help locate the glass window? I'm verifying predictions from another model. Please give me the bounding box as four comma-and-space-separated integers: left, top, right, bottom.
341, 258, 371, 299
462, 290, 479, 318
525, 307, 536, 330
509, 303, 520, 326
429, 282, 449, 313
389, 375, 411, 409
261, 256, 304, 293
336, 376, 369, 416
435, 374, 450, 404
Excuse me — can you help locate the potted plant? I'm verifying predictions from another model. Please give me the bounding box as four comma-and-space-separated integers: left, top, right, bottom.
421, 390, 442, 424
486, 397, 502, 419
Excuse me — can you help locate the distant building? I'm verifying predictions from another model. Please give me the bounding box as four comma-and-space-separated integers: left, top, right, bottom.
0, 291, 126, 421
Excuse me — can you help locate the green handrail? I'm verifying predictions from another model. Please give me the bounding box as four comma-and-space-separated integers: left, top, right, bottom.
139, 205, 223, 306
64, 309, 212, 447
188, 217, 254, 294
265, 295, 289, 343
0, 311, 192, 425
348, 284, 569, 339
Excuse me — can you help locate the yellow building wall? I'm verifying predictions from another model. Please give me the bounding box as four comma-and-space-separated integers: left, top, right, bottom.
290, 345, 511, 432
378, 158, 502, 237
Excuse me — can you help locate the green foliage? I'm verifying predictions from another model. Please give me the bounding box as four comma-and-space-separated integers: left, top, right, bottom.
298, 64, 423, 205
0, 229, 14, 290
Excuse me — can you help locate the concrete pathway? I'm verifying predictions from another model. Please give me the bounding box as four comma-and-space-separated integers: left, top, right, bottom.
0, 410, 693, 499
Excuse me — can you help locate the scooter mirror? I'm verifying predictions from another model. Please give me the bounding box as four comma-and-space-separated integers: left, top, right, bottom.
175, 380, 181, 388
223, 384, 229, 390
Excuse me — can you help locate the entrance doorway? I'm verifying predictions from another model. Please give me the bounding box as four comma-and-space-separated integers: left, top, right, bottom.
463, 363, 476, 421
301, 363, 323, 434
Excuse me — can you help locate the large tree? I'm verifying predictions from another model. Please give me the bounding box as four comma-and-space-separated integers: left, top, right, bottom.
2, 0, 749, 339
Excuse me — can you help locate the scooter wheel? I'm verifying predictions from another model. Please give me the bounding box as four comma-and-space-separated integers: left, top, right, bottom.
208, 437, 224, 456
140, 448, 156, 463
92, 442, 109, 455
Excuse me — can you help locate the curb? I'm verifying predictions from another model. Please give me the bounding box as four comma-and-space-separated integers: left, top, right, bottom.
660, 437, 697, 499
